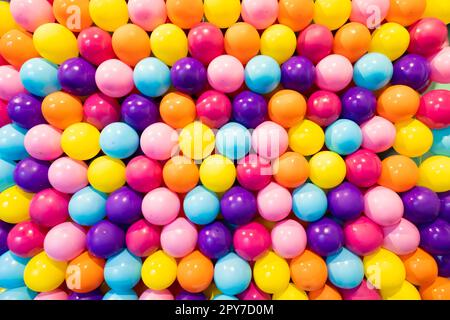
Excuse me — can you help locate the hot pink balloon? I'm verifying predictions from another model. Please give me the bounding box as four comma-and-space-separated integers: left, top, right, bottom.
7, 221, 46, 257
297, 25, 334, 64
340, 279, 381, 300
188, 22, 224, 65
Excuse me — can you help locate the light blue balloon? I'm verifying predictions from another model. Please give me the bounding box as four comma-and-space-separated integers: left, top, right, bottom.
216, 122, 251, 160
100, 122, 139, 159
325, 119, 363, 155
69, 186, 107, 226
103, 289, 138, 300
245, 55, 281, 94
214, 252, 251, 296
133, 57, 171, 97
292, 183, 327, 222
19, 58, 61, 97
326, 247, 364, 289
0, 287, 36, 300
213, 294, 238, 301
353, 53, 393, 91
0, 124, 28, 161
0, 251, 29, 289
104, 249, 142, 291
0, 159, 16, 191
184, 186, 220, 225
431, 127, 450, 156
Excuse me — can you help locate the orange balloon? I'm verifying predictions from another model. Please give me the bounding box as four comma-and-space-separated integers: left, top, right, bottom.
278, 0, 314, 32
309, 283, 342, 300
160, 92, 196, 129
420, 277, 450, 300
333, 22, 371, 63
112, 24, 151, 67
166, 0, 203, 29
268, 90, 307, 128
0, 30, 39, 68
378, 155, 419, 192
163, 156, 199, 193
42, 91, 84, 130
386, 0, 426, 26
377, 85, 420, 123
66, 251, 105, 293
273, 152, 310, 188
177, 250, 214, 293
401, 248, 438, 287
224, 22, 260, 65
290, 250, 328, 291
53, 0, 92, 32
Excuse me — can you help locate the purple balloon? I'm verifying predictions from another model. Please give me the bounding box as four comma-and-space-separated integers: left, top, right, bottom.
176, 290, 207, 300
220, 186, 257, 225
307, 217, 344, 256
68, 290, 103, 300
106, 187, 143, 225
439, 191, 450, 223
170, 57, 207, 95
7, 93, 45, 129
58, 57, 97, 96
340, 87, 376, 124
392, 54, 431, 91
121, 94, 159, 132
87, 220, 125, 259
197, 221, 232, 259
328, 182, 363, 221
232, 91, 267, 129
402, 186, 440, 224
281, 56, 315, 93
13, 157, 51, 193
419, 218, 450, 255
0, 221, 12, 255
434, 254, 450, 277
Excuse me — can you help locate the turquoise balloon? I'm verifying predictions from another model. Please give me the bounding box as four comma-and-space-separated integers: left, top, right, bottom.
0, 159, 16, 192
214, 252, 251, 296
0, 251, 29, 289
353, 53, 393, 91
216, 122, 251, 160
104, 249, 142, 291
19, 58, 61, 97
325, 119, 363, 155
133, 58, 171, 98
100, 122, 139, 159
0, 124, 28, 161
0, 287, 36, 300
292, 183, 327, 222
213, 294, 238, 300
69, 186, 107, 226
183, 186, 220, 225
326, 247, 364, 289
245, 55, 281, 94
103, 289, 138, 300
431, 127, 450, 156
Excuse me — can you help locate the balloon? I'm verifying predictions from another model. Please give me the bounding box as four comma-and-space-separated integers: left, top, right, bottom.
232, 91, 267, 129
245, 55, 281, 94
386, 0, 426, 26
166, 0, 203, 29
141, 250, 177, 290
9, 0, 54, 32
272, 283, 308, 300
106, 187, 142, 225
0, 185, 33, 224
288, 120, 325, 156
257, 182, 292, 222
344, 216, 383, 256
126, 219, 160, 258
345, 149, 381, 188
237, 281, 270, 300
104, 250, 142, 291
364, 186, 404, 227
402, 186, 440, 224
429, 46, 450, 84
383, 218, 420, 255
224, 22, 260, 65
216, 122, 251, 160
160, 92, 196, 129
234, 222, 271, 261
241, 0, 278, 30
307, 218, 344, 256
177, 251, 213, 293
42, 92, 83, 131
417, 90, 450, 129
200, 154, 236, 193
350, 0, 389, 28
163, 156, 198, 194
100, 122, 139, 159
44, 222, 86, 261
431, 127, 450, 156
53, 0, 92, 32
204, 0, 241, 29
0, 30, 40, 68
420, 277, 450, 300
96, 59, 134, 98
0, 1, 21, 36
7, 93, 45, 129
87, 220, 125, 259
309, 151, 347, 189
271, 219, 306, 259
236, 154, 272, 191
112, 24, 151, 67
260, 24, 296, 64
87, 156, 125, 193
393, 119, 433, 157
0, 287, 36, 300
252, 121, 288, 160
327, 248, 364, 289
278, 0, 313, 32
363, 248, 406, 291
297, 24, 334, 64
306, 91, 341, 127
353, 53, 393, 90
24, 251, 67, 292
328, 182, 364, 221
0, 159, 16, 192
170, 58, 207, 95
29, 188, 69, 227
315, 54, 353, 92
313, 0, 352, 31
392, 54, 431, 91
58, 58, 97, 96
48, 157, 88, 194
0, 250, 33, 290
340, 279, 381, 300
382, 280, 421, 300
68, 186, 107, 226
341, 87, 376, 124
408, 18, 447, 57
378, 155, 419, 192
418, 155, 450, 192
161, 218, 197, 258
128, 0, 167, 31
133, 58, 171, 98
7, 221, 45, 258
142, 187, 179, 226
121, 94, 158, 132
325, 119, 362, 155
377, 85, 420, 123
89, 0, 128, 32
208, 55, 244, 93
68, 290, 103, 300
77, 27, 116, 66
103, 289, 137, 300
140, 289, 174, 300
179, 121, 215, 160
34, 289, 68, 300
309, 284, 342, 300
370, 22, 410, 61
198, 221, 232, 260
401, 247, 438, 286
290, 250, 328, 291
0, 66, 26, 101
419, 219, 450, 256
150, 24, 188, 66
253, 251, 290, 294
292, 183, 327, 222
334, 23, 372, 62
196, 90, 232, 128
280, 56, 315, 94
61, 122, 100, 160
0, 124, 28, 161
268, 90, 306, 128
220, 186, 256, 226
273, 152, 309, 188
141, 123, 178, 161
360, 116, 396, 153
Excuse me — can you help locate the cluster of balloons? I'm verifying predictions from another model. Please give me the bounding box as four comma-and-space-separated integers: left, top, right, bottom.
0, 0, 449, 301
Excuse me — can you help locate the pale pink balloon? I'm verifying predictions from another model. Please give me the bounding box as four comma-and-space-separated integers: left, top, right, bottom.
48, 157, 88, 194
95, 59, 134, 98
128, 0, 167, 31
252, 121, 288, 160
140, 122, 179, 160
139, 289, 174, 300
44, 222, 86, 261
241, 0, 278, 30
0, 65, 26, 101
9, 0, 55, 32
350, 0, 390, 29
271, 219, 307, 258
429, 46, 450, 84
160, 217, 197, 258
142, 187, 180, 226
364, 186, 404, 227
257, 182, 292, 222
34, 289, 68, 300
360, 116, 396, 153
24, 124, 63, 160
207, 55, 244, 93
315, 54, 353, 92
383, 218, 420, 255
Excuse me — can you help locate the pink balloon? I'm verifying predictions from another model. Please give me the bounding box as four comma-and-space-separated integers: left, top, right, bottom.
207, 55, 244, 93
383, 218, 420, 255
0, 99, 11, 127
30, 188, 70, 228
126, 219, 160, 257
429, 46, 450, 84
241, 0, 278, 30
7, 221, 46, 257
128, 0, 167, 32
24, 124, 63, 161
48, 157, 88, 194
139, 289, 174, 300
126, 155, 162, 193
188, 22, 224, 65
0, 65, 26, 101
344, 216, 383, 256
142, 187, 180, 226
9, 0, 55, 32
252, 121, 288, 160
83, 93, 121, 130
350, 0, 390, 28
257, 182, 292, 222
35, 289, 68, 300
140, 122, 179, 160
160, 217, 197, 258
234, 221, 271, 261
297, 25, 334, 64
95, 59, 134, 98
315, 54, 353, 92
408, 18, 448, 57
364, 186, 404, 227
340, 279, 381, 300
345, 149, 382, 188
271, 219, 307, 258
360, 116, 396, 153
78, 27, 116, 66
44, 222, 86, 261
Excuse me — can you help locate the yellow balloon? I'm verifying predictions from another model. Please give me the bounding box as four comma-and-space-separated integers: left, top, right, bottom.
381, 280, 421, 300
150, 23, 188, 66
199, 154, 236, 193
273, 283, 309, 300
61, 123, 100, 161
24, 252, 67, 292
423, 0, 450, 24
89, 0, 129, 32
260, 24, 297, 64
0, 2, 21, 37
370, 22, 410, 61
179, 121, 215, 160
418, 155, 450, 192
288, 120, 325, 156
309, 151, 346, 189
32, 23, 78, 65
87, 156, 126, 193
253, 251, 290, 294
393, 119, 433, 158
313, 0, 352, 31
0, 186, 33, 224
141, 250, 177, 290
363, 248, 406, 291
204, 0, 241, 28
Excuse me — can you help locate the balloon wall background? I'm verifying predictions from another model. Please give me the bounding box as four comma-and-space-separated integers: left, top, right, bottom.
0, 0, 449, 301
